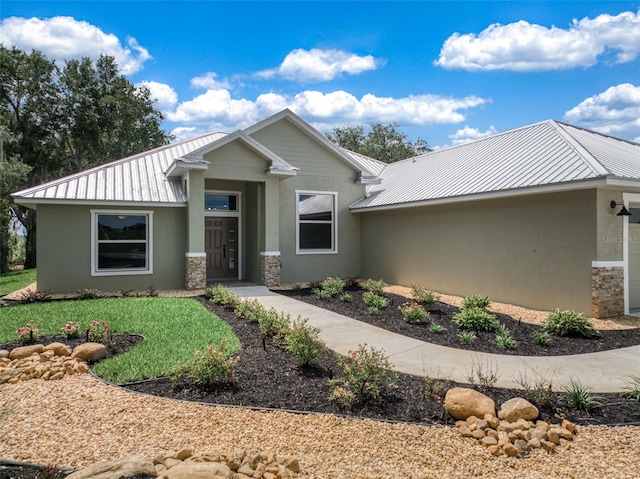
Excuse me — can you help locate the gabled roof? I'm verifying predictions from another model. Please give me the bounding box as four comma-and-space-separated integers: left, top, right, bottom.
350, 120, 640, 211
13, 131, 227, 206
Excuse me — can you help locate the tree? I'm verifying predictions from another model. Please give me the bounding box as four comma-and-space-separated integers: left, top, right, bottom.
327, 123, 431, 163
0, 46, 172, 269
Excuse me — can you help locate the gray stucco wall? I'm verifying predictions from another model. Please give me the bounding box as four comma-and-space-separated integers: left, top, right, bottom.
359, 189, 598, 314
37, 204, 187, 293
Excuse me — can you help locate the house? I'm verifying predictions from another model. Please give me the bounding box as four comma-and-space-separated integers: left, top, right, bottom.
12, 109, 640, 318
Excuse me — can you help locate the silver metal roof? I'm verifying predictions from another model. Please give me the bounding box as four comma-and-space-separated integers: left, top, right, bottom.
351, 120, 640, 211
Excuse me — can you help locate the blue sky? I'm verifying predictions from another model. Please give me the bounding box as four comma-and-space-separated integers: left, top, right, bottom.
2, 1, 639, 149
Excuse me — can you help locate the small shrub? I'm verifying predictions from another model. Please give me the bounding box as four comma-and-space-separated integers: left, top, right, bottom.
624, 376, 640, 402
15, 321, 40, 344
258, 308, 291, 339
18, 289, 52, 303
284, 318, 326, 366
564, 378, 604, 413
233, 298, 265, 322
320, 276, 345, 298
461, 294, 491, 310
76, 288, 100, 300
205, 284, 239, 309
466, 358, 500, 388
329, 344, 398, 405
398, 302, 430, 324
292, 283, 301, 293
88, 320, 111, 344
311, 287, 328, 299
364, 278, 386, 296
410, 284, 439, 310
340, 292, 352, 302
532, 329, 552, 346
516, 373, 554, 408
363, 291, 388, 315
453, 307, 498, 331
172, 339, 239, 386
424, 377, 451, 398
543, 309, 599, 338
495, 331, 517, 350
458, 330, 476, 345
61, 321, 81, 339
428, 322, 444, 334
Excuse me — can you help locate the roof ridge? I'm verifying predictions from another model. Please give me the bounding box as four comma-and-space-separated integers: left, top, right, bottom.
549, 120, 611, 177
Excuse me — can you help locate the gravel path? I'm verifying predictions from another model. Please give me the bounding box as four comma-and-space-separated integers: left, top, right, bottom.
1, 375, 638, 478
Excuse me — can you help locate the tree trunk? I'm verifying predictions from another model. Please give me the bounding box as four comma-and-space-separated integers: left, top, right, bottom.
15, 206, 36, 269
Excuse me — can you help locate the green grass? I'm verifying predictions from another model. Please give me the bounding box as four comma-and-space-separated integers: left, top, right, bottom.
0, 297, 239, 384
0, 269, 37, 296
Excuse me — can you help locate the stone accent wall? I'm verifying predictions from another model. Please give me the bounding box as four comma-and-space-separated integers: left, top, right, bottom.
259, 254, 281, 288
185, 254, 207, 290
592, 266, 624, 318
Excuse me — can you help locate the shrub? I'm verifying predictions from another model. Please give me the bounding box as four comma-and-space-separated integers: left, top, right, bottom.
495, 326, 517, 350
329, 344, 398, 405
15, 321, 40, 344
410, 284, 439, 310
453, 307, 498, 331
339, 292, 352, 302
516, 373, 554, 408
364, 278, 386, 296
233, 298, 265, 322
205, 284, 239, 310
258, 308, 291, 339
61, 321, 81, 339
311, 287, 328, 299
624, 376, 640, 402
18, 289, 52, 303
542, 310, 599, 338
76, 288, 100, 300
172, 339, 239, 386
461, 294, 491, 310
88, 320, 111, 344
398, 302, 430, 324
457, 330, 476, 345
428, 322, 444, 334
564, 379, 604, 413
320, 276, 345, 298
284, 318, 326, 366
363, 291, 388, 315
292, 283, 301, 293
532, 329, 552, 346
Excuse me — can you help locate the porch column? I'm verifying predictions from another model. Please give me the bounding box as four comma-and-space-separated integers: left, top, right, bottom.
260, 178, 281, 287
592, 261, 624, 318
185, 170, 206, 289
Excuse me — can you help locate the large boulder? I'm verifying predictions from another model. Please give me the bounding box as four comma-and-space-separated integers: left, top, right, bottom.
9, 344, 44, 360
72, 343, 108, 362
444, 387, 496, 420
158, 461, 232, 479
43, 342, 72, 357
66, 455, 156, 479
498, 397, 539, 422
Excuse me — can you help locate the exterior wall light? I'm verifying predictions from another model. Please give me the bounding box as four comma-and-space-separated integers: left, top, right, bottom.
610, 201, 632, 216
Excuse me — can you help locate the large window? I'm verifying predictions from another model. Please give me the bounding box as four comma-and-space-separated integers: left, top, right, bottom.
91, 211, 153, 275
296, 191, 337, 254
205, 193, 238, 212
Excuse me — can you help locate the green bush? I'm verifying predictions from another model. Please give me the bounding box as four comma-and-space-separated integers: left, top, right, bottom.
320, 276, 345, 298
363, 291, 388, 315
495, 325, 517, 350
329, 344, 398, 405
532, 329, 552, 346
233, 298, 265, 322
461, 294, 491, 310
453, 307, 498, 331
428, 322, 444, 334
564, 378, 604, 413
398, 302, 430, 324
284, 318, 326, 366
171, 339, 239, 386
542, 309, 599, 338
364, 278, 386, 296
258, 308, 291, 339
410, 284, 439, 310
205, 284, 239, 310
457, 331, 476, 345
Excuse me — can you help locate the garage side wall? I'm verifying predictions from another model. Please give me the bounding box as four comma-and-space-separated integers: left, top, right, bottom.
359, 190, 597, 314
37, 204, 187, 293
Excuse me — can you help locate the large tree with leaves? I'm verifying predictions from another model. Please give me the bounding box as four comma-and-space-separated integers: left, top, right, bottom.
0, 46, 171, 270
327, 123, 431, 164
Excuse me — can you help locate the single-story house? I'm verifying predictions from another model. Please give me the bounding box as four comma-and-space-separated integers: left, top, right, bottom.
12, 109, 640, 318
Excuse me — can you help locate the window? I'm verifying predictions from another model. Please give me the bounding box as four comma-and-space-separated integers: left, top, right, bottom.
91, 211, 152, 275
205, 193, 238, 212
296, 191, 337, 253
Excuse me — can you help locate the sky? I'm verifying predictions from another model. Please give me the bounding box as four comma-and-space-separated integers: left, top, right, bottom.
1, 1, 640, 150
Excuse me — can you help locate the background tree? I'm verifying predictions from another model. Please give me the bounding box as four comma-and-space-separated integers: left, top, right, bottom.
0, 46, 172, 269
327, 123, 431, 163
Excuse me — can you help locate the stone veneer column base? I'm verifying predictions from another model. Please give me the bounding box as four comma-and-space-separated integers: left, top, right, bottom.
260, 252, 281, 288
185, 253, 207, 290
591, 264, 624, 319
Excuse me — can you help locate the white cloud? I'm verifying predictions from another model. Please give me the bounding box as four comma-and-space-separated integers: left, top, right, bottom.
190, 72, 231, 90
170, 126, 201, 142
435, 10, 640, 71
447, 125, 499, 146
0, 16, 151, 75
256, 48, 381, 82
564, 83, 640, 140
137, 81, 178, 112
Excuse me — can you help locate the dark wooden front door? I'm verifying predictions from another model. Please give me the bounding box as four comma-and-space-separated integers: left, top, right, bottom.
205, 217, 238, 280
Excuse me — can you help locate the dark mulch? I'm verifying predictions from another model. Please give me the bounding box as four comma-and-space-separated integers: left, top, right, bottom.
277, 286, 640, 356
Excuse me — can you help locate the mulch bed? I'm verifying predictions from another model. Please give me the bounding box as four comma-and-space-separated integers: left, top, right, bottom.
277, 286, 640, 356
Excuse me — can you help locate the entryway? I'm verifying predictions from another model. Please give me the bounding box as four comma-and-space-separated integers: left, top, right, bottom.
629, 220, 640, 310
205, 217, 238, 280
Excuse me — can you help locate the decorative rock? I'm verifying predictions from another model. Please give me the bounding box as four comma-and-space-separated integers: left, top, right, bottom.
66, 455, 156, 479
175, 448, 194, 460
481, 436, 498, 447
498, 398, 539, 422
444, 387, 496, 420
9, 344, 44, 360
0, 350, 9, 358
73, 343, 108, 362
502, 443, 520, 457
562, 419, 577, 434
540, 440, 556, 453
159, 461, 232, 478
44, 342, 72, 356
514, 439, 530, 455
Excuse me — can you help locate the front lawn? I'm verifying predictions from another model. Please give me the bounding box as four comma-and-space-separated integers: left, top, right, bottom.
0, 269, 36, 296
0, 297, 239, 383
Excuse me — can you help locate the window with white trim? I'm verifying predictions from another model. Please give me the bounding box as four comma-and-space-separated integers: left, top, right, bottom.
296, 191, 337, 253
91, 211, 153, 275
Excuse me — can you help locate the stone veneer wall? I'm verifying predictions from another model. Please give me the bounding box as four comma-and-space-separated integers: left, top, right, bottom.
592, 266, 624, 318
185, 254, 207, 290
260, 254, 281, 288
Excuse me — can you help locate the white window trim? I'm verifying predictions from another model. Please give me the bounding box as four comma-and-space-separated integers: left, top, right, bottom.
91, 209, 153, 276
204, 190, 242, 217
296, 190, 338, 255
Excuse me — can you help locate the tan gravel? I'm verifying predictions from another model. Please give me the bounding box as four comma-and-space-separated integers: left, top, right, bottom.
1, 375, 639, 478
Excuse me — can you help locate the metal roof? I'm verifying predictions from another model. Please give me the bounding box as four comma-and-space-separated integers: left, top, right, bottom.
350, 120, 640, 211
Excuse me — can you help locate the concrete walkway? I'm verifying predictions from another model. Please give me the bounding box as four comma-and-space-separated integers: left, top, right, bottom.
230, 286, 640, 393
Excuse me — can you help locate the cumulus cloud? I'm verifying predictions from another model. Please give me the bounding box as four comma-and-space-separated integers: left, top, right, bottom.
564, 83, 640, 140
435, 10, 640, 71
166, 87, 489, 134
0, 16, 151, 75
190, 72, 232, 90
447, 125, 499, 146
256, 48, 381, 82
137, 81, 178, 112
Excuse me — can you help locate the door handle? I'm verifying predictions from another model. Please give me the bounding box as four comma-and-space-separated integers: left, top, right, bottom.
223, 245, 226, 259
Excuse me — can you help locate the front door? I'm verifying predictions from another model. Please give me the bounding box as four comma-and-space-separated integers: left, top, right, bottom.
205, 217, 238, 280
630, 221, 640, 310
